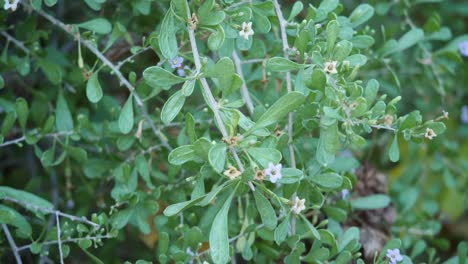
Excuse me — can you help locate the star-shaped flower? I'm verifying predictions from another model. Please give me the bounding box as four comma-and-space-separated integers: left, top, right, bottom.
223, 166, 241, 180
4, 0, 20, 11
239, 22, 254, 40
459, 40, 468, 57
169, 56, 184, 69
324, 61, 338, 74
264, 162, 282, 183
424, 127, 436, 140
386, 248, 403, 264
291, 197, 306, 214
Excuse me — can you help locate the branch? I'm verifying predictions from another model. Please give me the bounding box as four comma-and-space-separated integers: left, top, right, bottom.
2, 197, 99, 228
55, 213, 64, 264
17, 234, 115, 252
184, 0, 244, 172
24, 2, 172, 151
0, 31, 30, 55
2, 224, 23, 264
232, 51, 254, 115
272, 0, 296, 169
0, 131, 73, 148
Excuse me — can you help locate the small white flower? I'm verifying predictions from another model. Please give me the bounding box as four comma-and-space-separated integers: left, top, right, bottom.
3, 0, 20, 11
424, 127, 436, 140
265, 162, 282, 183
291, 197, 306, 214
239, 22, 254, 40
324, 61, 338, 74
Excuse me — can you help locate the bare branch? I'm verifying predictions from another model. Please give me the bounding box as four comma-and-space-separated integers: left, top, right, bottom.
2, 224, 23, 264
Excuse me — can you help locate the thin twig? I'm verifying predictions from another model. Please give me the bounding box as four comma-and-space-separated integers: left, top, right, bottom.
55, 213, 64, 264
25, 2, 172, 151
115, 46, 152, 70
0, 131, 74, 148
2, 197, 99, 228
232, 51, 254, 115
272, 0, 295, 169
241, 58, 265, 64
17, 234, 115, 252
0, 31, 30, 54
184, 0, 244, 172
2, 224, 23, 264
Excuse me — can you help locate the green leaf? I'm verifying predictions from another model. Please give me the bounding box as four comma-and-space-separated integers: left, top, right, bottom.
266, 57, 303, 72
351, 35, 375, 49
182, 80, 196, 96
0, 186, 54, 210
143, 66, 185, 88
311, 172, 343, 189
159, 10, 178, 59
209, 143, 227, 173
307, 69, 326, 91
288, 1, 303, 21
208, 26, 225, 51
0, 75, 4, 89
300, 214, 321, 240
326, 20, 340, 54
316, 121, 339, 166
168, 145, 204, 165
163, 196, 205, 216
15, 98, 29, 130
249, 92, 305, 132
247, 147, 282, 168
210, 184, 238, 264
77, 18, 112, 34
395, 28, 424, 52
253, 189, 277, 230
274, 216, 290, 245
0, 205, 32, 238
351, 194, 391, 210
161, 90, 185, 124
346, 54, 367, 67
86, 72, 103, 103
333, 40, 353, 61
349, 4, 374, 28
389, 135, 400, 162
55, 93, 74, 132
44, 0, 58, 6
318, 0, 338, 13
278, 168, 303, 184
118, 96, 134, 134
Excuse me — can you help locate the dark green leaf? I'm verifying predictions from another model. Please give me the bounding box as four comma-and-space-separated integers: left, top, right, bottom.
118, 96, 134, 134
161, 90, 185, 124
143, 66, 185, 88
77, 18, 112, 34
253, 189, 277, 230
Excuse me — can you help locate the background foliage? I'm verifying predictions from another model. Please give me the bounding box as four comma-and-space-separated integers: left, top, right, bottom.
1, 0, 467, 263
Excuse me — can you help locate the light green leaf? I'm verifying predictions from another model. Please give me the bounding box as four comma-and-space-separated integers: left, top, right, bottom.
55, 93, 74, 132
389, 135, 400, 162
307, 69, 326, 91
77, 18, 112, 34
266, 57, 303, 72
351, 194, 391, 210
159, 10, 178, 59
349, 4, 375, 27
118, 96, 134, 134
253, 189, 277, 230
288, 1, 303, 21
210, 185, 238, 264
161, 90, 185, 124
0, 205, 32, 238
163, 196, 205, 216
209, 143, 227, 173
15, 98, 28, 130
0, 186, 54, 210
326, 20, 340, 54
249, 92, 305, 132
86, 72, 103, 103
300, 214, 321, 240
168, 145, 204, 165
208, 26, 225, 51
143, 66, 185, 88
278, 168, 303, 184
44, 0, 57, 6
318, 0, 338, 13
247, 147, 282, 168
311, 172, 343, 189
395, 28, 424, 52
274, 216, 290, 245
333, 40, 353, 61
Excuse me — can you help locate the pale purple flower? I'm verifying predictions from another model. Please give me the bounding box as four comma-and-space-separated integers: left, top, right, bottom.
459, 41, 468, 57
461, 105, 468, 124
177, 67, 186, 77
169, 56, 184, 69
341, 189, 349, 199
265, 162, 282, 183
386, 248, 403, 264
